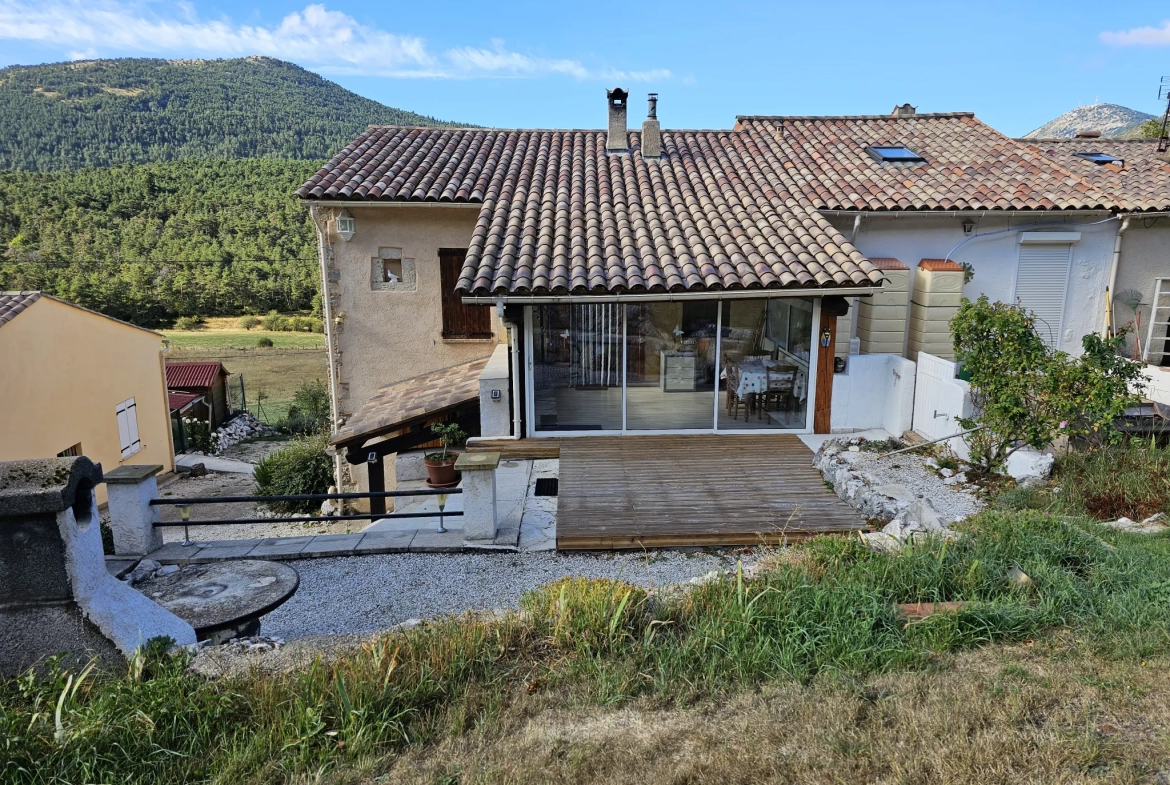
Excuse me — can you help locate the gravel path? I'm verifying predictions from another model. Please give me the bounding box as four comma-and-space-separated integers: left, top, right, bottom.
261, 550, 747, 640
844, 448, 984, 523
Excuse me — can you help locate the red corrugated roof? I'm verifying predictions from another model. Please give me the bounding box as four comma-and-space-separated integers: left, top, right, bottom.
166, 361, 226, 389
167, 391, 203, 412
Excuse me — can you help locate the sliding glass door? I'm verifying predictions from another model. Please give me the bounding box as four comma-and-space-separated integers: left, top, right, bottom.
527, 297, 816, 434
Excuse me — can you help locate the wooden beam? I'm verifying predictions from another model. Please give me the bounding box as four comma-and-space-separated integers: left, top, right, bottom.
814, 308, 837, 434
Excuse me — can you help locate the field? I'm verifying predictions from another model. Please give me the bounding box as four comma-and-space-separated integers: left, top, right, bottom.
163, 317, 327, 422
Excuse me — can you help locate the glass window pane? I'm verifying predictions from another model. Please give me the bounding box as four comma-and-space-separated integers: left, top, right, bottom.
718, 298, 811, 430
624, 301, 717, 430
531, 304, 623, 432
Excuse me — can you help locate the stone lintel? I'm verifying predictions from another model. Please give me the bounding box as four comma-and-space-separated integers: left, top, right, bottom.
104, 465, 164, 484
455, 451, 501, 471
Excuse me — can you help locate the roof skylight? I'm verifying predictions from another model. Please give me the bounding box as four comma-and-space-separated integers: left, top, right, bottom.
1073, 151, 1123, 166
866, 145, 926, 163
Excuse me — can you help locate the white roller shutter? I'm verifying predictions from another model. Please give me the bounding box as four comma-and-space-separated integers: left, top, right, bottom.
1014, 243, 1072, 348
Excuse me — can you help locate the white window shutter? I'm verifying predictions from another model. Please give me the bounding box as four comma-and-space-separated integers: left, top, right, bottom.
116, 398, 142, 458
1015, 244, 1072, 348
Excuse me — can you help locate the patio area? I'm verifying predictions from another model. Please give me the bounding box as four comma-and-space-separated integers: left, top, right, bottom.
555, 434, 866, 549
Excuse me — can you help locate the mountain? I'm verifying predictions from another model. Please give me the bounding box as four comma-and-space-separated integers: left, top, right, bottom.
0, 57, 460, 172
1024, 103, 1155, 139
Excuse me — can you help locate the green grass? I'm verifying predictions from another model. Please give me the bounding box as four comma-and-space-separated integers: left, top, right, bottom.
5, 510, 1170, 783
1050, 439, 1170, 520
163, 329, 325, 351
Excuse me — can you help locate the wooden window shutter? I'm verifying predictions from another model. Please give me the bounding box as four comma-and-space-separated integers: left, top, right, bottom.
439, 248, 492, 339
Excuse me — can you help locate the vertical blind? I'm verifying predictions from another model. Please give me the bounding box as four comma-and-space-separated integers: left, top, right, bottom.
569, 303, 622, 387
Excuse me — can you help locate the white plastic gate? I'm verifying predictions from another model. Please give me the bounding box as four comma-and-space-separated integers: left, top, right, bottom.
911, 352, 968, 441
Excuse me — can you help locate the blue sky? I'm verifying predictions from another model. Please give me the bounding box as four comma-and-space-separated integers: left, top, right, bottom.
1, 1, 1169, 135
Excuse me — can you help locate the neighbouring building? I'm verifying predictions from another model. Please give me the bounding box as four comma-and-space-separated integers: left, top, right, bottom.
298, 93, 1166, 493
0, 292, 175, 504
165, 360, 231, 430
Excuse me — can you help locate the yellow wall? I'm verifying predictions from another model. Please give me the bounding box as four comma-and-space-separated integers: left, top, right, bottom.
0, 298, 174, 503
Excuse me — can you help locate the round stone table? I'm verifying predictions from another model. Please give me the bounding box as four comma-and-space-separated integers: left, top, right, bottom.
135, 560, 299, 643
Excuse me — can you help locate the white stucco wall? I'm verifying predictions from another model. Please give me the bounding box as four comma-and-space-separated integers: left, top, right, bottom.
1114, 220, 1170, 360
829, 212, 1120, 355
831, 353, 916, 435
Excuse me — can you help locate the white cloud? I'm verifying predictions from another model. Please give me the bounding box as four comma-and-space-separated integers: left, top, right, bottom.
0, 0, 671, 81
1101, 20, 1170, 46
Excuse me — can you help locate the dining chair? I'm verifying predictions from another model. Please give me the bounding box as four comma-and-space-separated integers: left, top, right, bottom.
724, 360, 747, 421
761, 365, 797, 414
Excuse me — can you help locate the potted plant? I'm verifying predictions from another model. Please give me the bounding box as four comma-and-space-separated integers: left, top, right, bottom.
424, 422, 467, 487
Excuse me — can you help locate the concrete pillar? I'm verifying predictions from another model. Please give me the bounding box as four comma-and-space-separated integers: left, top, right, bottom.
0, 458, 195, 675
105, 465, 165, 556
478, 344, 512, 438
856, 257, 911, 355
454, 451, 500, 542
907, 259, 965, 361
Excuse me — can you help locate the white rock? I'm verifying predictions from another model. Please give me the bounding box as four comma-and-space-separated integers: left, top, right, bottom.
156, 564, 180, 576
848, 446, 861, 452
1005, 448, 1055, 486
940, 467, 954, 478
861, 532, 903, 552
874, 484, 915, 503
943, 472, 967, 486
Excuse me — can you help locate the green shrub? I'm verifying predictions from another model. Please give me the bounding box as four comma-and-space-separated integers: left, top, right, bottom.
182, 417, 212, 454
238, 315, 261, 330
172, 315, 203, 330
287, 315, 312, 332
253, 434, 333, 513
260, 310, 289, 331
282, 379, 331, 435
952, 296, 1144, 472
256, 336, 274, 348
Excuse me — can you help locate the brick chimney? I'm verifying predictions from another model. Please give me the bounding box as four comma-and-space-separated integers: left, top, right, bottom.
891, 103, 916, 117
606, 88, 629, 153
641, 93, 661, 158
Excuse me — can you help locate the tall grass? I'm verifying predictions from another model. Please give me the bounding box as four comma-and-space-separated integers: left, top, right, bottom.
5, 511, 1170, 783
1053, 439, 1170, 520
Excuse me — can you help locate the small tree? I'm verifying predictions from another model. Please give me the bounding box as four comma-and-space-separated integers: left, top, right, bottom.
427, 422, 467, 462
283, 379, 331, 434
952, 296, 1143, 472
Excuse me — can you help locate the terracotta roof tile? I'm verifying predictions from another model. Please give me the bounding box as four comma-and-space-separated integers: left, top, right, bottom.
738, 114, 1115, 212
1024, 138, 1170, 212
868, 257, 908, 270
0, 291, 42, 328
918, 258, 965, 272
299, 126, 883, 297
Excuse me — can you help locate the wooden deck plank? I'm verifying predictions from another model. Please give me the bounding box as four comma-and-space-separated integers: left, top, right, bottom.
556, 434, 865, 550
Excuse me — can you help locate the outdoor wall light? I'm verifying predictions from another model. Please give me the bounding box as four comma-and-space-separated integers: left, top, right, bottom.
336, 209, 355, 241
178, 504, 194, 547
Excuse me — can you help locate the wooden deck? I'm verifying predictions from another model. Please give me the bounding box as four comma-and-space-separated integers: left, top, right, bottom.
556, 435, 866, 549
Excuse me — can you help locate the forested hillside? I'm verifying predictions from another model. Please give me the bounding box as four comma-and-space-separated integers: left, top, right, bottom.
0, 160, 322, 326
0, 57, 457, 171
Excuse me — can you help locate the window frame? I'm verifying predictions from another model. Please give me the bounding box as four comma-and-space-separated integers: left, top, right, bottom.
1072, 151, 1123, 166
865, 145, 926, 164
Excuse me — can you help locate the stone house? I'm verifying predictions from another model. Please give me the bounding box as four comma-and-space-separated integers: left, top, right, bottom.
298, 93, 1165, 494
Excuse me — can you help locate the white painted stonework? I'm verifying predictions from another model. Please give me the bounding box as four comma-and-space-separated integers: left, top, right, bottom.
58, 488, 196, 654
831, 353, 916, 435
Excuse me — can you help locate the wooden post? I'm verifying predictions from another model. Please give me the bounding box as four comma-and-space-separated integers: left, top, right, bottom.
366, 452, 386, 515
814, 307, 837, 434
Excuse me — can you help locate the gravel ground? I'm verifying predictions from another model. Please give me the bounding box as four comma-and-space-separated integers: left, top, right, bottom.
260, 550, 750, 640
845, 448, 984, 523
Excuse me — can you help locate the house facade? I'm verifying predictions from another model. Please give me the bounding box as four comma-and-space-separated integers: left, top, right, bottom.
0, 292, 175, 504
299, 94, 1164, 493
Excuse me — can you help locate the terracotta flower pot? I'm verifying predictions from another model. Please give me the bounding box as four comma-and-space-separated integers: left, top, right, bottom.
424, 451, 460, 487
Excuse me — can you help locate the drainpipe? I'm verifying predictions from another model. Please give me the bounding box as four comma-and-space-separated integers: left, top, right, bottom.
1104, 216, 1131, 336
309, 205, 344, 485
850, 213, 862, 244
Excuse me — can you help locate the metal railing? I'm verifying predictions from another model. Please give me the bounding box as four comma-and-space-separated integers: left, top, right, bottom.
150, 488, 462, 546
